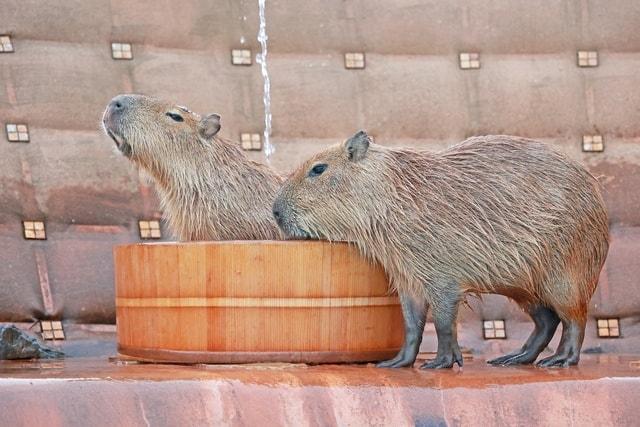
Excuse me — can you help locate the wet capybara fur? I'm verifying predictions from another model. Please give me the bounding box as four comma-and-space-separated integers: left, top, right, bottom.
102, 94, 282, 241
273, 131, 609, 368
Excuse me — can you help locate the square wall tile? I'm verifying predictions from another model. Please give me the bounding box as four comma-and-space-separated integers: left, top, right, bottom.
582, 134, 604, 152
139, 220, 162, 239
483, 319, 506, 339
111, 42, 133, 60
460, 52, 480, 69
231, 49, 252, 66
23, 220, 46, 240
578, 50, 598, 67
40, 320, 65, 340
6, 123, 29, 142
597, 318, 620, 338
344, 52, 365, 69
240, 133, 262, 151
0, 35, 14, 53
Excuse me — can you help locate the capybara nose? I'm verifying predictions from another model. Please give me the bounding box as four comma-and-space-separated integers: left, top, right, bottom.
109, 95, 131, 114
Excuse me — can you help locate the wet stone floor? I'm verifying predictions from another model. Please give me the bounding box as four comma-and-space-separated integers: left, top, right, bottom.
1, 353, 639, 426
0, 354, 639, 387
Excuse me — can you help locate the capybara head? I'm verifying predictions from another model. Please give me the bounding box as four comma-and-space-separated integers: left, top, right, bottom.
273, 130, 384, 240
102, 94, 221, 161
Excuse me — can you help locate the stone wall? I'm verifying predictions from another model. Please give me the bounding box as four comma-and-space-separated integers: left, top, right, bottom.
1, 1, 638, 349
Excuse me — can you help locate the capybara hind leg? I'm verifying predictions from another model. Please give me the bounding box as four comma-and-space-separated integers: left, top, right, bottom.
537, 317, 586, 368
420, 297, 463, 369
488, 305, 560, 366
377, 293, 427, 368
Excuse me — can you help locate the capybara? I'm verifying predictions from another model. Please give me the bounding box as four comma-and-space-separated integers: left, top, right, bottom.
102, 94, 282, 241
273, 131, 609, 368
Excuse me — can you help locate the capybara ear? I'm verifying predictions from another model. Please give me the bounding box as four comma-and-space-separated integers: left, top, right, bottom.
345, 130, 370, 162
198, 114, 221, 139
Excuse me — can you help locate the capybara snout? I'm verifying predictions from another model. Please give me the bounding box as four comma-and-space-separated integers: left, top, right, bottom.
271, 194, 310, 240
276, 131, 609, 369
102, 95, 136, 156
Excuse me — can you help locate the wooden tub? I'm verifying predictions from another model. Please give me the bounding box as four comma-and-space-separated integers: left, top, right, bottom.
114, 241, 404, 364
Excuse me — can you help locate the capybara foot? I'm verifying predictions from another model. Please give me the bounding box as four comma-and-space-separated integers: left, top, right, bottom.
487, 353, 516, 366
420, 350, 463, 369
536, 353, 578, 368
376, 354, 415, 368
487, 350, 537, 366
420, 355, 458, 369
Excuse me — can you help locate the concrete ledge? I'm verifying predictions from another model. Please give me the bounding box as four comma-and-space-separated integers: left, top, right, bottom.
1, 355, 639, 426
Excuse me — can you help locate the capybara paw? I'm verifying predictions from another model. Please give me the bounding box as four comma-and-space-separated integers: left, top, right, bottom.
420, 351, 463, 370
487, 354, 516, 365
487, 352, 536, 366
536, 354, 577, 368
376, 356, 414, 368
420, 356, 454, 369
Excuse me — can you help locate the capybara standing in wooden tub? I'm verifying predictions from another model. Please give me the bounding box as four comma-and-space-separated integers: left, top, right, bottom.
102, 94, 282, 240
272, 131, 609, 368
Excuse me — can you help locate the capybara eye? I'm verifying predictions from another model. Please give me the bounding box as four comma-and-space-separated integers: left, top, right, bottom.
166, 112, 184, 122
308, 163, 328, 177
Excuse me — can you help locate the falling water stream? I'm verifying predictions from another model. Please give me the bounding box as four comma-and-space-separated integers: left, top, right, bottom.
256, 0, 274, 159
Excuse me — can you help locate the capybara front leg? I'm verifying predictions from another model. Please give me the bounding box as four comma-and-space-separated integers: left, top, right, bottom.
377, 292, 427, 368
488, 305, 560, 366
420, 299, 463, 369
537, 317, 585, 367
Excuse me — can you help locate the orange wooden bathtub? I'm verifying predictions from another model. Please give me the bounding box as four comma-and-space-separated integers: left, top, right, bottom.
114, 241, 403, 364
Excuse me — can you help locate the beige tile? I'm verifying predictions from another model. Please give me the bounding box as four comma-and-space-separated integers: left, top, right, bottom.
231, 49, 252, 65
345, 52, 365, 69
578, 50, 598, 67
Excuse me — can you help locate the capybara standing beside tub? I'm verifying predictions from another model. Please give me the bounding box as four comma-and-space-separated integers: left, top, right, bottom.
102, 94, 282, 241
272, 131, 609, 368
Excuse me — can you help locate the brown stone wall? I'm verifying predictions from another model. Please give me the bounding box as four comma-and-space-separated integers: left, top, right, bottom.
0, 1, 638, 350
